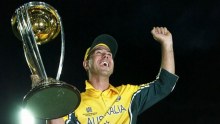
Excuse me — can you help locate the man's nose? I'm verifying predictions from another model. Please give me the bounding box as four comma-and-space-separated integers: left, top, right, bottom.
102, 53, 109, 58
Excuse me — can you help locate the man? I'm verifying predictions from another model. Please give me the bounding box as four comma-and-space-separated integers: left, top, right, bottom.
49, 27, 179, 124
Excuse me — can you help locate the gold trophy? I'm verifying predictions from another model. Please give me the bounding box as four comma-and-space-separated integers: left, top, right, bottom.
11, 2, 80, 119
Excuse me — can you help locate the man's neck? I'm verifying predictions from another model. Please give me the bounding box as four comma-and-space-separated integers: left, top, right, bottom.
88, 75, 110, 91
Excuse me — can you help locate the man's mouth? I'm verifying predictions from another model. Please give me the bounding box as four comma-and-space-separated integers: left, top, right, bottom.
101, 61, 109, 67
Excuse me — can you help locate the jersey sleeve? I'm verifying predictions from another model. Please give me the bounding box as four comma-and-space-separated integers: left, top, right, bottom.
130, 68, 179, 115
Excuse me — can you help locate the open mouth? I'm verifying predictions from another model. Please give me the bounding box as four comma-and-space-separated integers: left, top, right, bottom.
101, 61, 109, 67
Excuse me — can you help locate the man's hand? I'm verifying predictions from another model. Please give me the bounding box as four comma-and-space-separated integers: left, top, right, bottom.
151, 27, 173, 46
31, 74, 41, 88
151, 27, 175, 74
47, 118, 64, 124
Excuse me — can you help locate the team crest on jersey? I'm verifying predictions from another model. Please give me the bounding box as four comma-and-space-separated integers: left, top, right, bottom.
83, 107, 97, 116
86, 107, 92, 112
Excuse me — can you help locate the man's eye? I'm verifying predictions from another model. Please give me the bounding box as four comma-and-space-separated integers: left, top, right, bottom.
95, 51, 102, 54
107, 53, 112, 56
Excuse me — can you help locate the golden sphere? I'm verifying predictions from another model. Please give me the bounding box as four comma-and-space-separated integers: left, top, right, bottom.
11, 3, 61, 45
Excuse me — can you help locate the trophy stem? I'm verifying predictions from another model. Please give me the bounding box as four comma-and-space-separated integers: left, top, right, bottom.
17, 4, 47, 80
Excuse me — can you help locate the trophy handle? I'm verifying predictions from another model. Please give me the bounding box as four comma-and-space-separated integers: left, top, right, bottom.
56, 17, 65, 81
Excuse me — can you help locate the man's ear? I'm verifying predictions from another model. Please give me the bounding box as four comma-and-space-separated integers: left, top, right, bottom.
83, 60, 89, 70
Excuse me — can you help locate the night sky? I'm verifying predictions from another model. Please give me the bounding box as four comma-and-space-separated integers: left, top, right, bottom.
1, 0, 220, 124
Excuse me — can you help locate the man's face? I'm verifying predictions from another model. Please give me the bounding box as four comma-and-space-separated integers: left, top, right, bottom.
87, 45, 114, 77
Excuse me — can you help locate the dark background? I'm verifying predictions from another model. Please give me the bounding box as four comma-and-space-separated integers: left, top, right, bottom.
1, 0, 220, 124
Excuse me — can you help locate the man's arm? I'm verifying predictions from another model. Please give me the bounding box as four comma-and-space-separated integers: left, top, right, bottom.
151, 27, 175, 74
47, 118, 64, 124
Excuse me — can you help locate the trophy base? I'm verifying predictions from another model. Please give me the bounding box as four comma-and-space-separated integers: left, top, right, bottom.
23, 79, 80, 119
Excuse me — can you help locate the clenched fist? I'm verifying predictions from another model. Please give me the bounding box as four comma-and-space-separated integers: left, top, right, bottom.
151, 27, 173, 46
